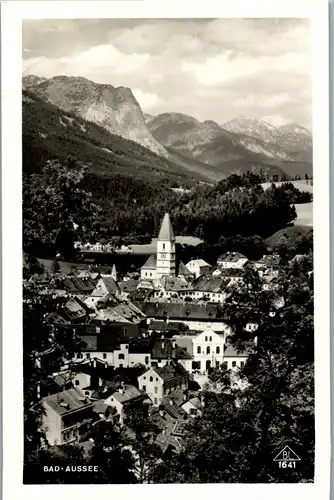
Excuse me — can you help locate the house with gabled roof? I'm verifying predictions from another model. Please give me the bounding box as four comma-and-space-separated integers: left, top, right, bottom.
217, 251, 248, 269
41, 387, 95, 446
185, 259, 211, 279
138, 362, 188, 407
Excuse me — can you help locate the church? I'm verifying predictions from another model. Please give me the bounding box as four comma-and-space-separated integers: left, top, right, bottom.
140, 213, 192, 281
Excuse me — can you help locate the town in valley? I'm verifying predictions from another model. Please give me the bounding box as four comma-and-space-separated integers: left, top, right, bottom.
23, 18, 314, 484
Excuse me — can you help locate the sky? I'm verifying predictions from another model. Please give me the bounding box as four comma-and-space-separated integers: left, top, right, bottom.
22, 18, 312, 128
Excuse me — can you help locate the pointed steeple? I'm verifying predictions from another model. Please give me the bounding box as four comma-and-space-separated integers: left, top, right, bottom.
111, 264, 117, 282
158, 213, 175, 242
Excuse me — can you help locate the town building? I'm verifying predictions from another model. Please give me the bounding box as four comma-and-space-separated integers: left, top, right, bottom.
185, 259, 211, 278
41, 387, 95, 446
138, 362, 188, 407
101, 382, 149, 426
140, 213, 190, 281
140, 302, 231, 333
217, 252, 248, 269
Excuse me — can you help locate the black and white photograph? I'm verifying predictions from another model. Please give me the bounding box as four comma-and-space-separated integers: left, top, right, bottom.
1, 1, 330, 496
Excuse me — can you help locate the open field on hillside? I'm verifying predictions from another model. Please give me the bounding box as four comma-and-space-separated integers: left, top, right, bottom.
261, 180, 313, 193
294, 202, 313, 226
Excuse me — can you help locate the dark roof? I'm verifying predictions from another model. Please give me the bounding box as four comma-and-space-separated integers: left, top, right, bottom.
112, 385, 146, 404
92, 277, 120, 296
138, 302, 225, 321
149, 321, 187, 332
155, 362, 188, 381
178, 261, 193, 277
75, 323, 142, 352
119, 280, 139, 293
192, 276, 229, 292
64, 296, 91, 321
158, 213, 175, 241
128, 338, 153, 354
219, 268, 245, 278
217, 252, 247, 263
62, 277, 96, 294
152, 339, 192, 360
141, 254, 157, 270
160, 276, 193, 292
42, 387, 92, 416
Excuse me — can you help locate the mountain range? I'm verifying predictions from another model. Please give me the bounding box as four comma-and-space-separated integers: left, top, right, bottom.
22, 74, 313, 182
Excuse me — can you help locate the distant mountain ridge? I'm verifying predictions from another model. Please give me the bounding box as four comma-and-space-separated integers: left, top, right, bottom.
23, 74, 168, 158
23, 74, 312, 181
223, 116, 312, 163
146, 112, 312, 178
22, 89, 207, 187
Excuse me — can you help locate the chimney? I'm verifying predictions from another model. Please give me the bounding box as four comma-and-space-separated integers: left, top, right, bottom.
172, 338, 176, 349
183, 390, 188, 401
161, 341, 165, 350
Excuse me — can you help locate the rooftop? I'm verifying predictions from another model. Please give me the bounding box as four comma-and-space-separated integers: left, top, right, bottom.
217, 252, 248, 263
186, 259, 211, 268
141, 254, 157, 270
158, 213, 175, 242
138, 302, 225, 321
112, 384, 145, 404
42, 387, 92, 416
192, 275, 230, 292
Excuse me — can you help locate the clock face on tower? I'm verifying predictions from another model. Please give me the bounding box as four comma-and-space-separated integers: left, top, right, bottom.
161, 252, 166, 259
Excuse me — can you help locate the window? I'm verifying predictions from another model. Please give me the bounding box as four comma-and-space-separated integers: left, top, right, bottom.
125, 345, 129, 350
75, 380, 79, 386
77, 353, 83, 359
232, 361, 237, 368
142, 385, 146, 391
154, 398, 158, 405
118, 353, 125, 360
205, 336, 208, 341
209, 336, 212, 341
197, 361, 201, 370
216, 361, 220, 368
197, 346, 201, 354
206, 346, 210, 355
145, 356, 149, 365
143, 376, 146, 380
162, 243, 165, 250
150, 273, 152, 277
150, 376, 153, 382
119, 364, 123, 368
103, 353, 107, 359
156, 377, 159, 381
216, 346, 220, 354
240, 361, 245, 368
85, 391, 90, 396
154, 387, 158, 394
86, 353, 90, 359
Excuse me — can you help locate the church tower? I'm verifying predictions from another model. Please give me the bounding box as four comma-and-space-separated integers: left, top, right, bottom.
155, 213, 176, 279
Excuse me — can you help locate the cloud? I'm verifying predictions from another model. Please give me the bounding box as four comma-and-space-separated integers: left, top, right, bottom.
23, 44, 150, 78
132, 88, 163, 110
22, 18, 312, 127
182, 50, 310, 87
